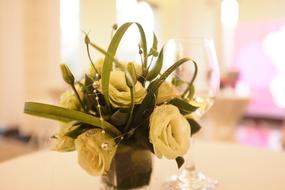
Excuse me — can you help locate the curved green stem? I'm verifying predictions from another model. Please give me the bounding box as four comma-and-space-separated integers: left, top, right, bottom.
189, 59, 198, 85
86, 43, 98, 75
84, 34, 98, 75
181, 59, 198, 98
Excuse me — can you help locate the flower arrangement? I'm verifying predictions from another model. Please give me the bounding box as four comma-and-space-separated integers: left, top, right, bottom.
24, 22, 201, 188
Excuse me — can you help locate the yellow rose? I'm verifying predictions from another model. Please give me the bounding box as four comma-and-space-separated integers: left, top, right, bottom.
157, 82, 178, 104
54, 122, 76, 152
75, 129, 117, 176
149, 105, 191, 159
107, 70, 146, 108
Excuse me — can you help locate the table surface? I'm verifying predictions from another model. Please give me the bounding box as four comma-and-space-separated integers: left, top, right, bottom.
0, 140, 285, 190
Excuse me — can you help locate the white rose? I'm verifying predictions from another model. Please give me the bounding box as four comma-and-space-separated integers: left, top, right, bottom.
75, 129, 117, 176
89, 58, 104, 76
59, 85, 83, 110
149, 105, 191, 159
59, 91, 80, 110
157, 82, 178, 104
107, 70, 146, 108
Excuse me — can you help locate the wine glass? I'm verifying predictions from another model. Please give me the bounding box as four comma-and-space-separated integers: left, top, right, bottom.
162, 38, 220, 190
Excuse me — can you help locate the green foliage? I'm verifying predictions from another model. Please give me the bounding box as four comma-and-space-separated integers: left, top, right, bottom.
125, 62, 137, 88
24, 22, 203, 168
145, 47, 164, 81
186, 84, 195, 100
148, 58, 193, 93
110, 109, 129, 127
169, 98, 198, 115
131, 93, 156, 128
150, 33, 158, 56
83, 74, 97, 111
187, 118, 202, 136
175, 157, 185, 169
24, 102, 121, 135
65, 123, 94, 139
181, 59, 198, 99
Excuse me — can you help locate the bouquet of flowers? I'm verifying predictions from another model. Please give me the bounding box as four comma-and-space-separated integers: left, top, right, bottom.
24, 22, 201, 189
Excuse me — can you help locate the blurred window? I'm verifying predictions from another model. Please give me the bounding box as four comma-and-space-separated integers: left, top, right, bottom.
221, 0, 239, 27
60, 0, 80, 77
116, 0, 155, 61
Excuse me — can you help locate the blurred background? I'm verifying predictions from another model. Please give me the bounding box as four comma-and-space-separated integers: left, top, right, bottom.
0, 0, 285, 161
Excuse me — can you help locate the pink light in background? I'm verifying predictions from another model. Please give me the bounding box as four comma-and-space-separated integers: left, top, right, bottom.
233, 19, 285, 118
236, 122, 282, 151
235, 41, 275, 87
263, 26, 285, 108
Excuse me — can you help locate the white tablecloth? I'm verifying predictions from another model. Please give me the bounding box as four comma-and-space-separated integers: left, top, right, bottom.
0, 141, 285, 190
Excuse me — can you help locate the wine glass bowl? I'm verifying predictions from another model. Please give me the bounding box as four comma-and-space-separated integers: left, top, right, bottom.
162, 38, 220, 190
166, 38, 220, 117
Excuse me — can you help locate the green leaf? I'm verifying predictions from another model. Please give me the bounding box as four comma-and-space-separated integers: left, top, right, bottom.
187, 118, 202, 135
110, 109, 129, 126
169, 98, 199, 115
148, 58, 192, 93
131, 92, 156, 127
181, 59, 198, 98
24, 102, 121, 135
137, 24, 148, 61
65, 124, 93, 139
152, 33, 158, 51
83, 74, 97, 111
84, 74, 94, 90
187, 84, 195, 100
146, 47, 164, 81
101, 22, 147, 109
136, 24, 148, 75
148, 32, 158, 56
175, 157, 185, 169
125, 62, 137, 88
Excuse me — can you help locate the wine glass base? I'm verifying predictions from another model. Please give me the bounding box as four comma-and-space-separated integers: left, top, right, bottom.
162, 169, 218, 190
